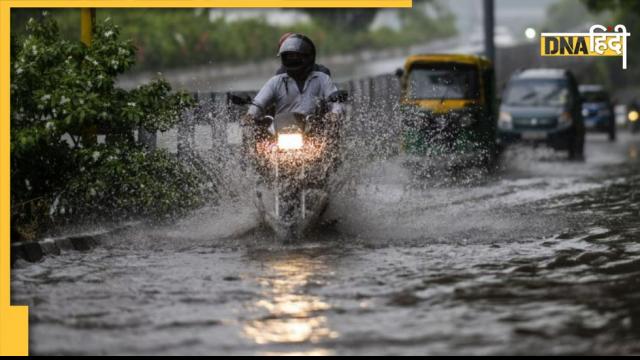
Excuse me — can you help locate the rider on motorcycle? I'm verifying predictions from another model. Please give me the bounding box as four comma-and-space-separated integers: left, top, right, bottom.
239, 35, 345, 233
240, 34, 345, 184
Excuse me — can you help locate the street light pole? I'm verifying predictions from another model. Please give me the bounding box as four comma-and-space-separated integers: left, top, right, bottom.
483, 0, 495, 63
80, 8, 96, 46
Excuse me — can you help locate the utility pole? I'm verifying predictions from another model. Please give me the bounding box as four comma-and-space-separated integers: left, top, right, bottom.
483, 0, 495, 64
80, 8, 96, 46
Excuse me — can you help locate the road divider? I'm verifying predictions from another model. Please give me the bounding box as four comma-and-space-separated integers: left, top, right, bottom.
10, 222, 140, 267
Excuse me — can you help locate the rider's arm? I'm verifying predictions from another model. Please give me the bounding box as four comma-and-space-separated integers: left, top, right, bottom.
320, 75, 344, 115
248, 76, 278, 119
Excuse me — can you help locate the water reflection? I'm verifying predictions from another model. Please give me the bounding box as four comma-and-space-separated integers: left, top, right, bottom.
243, 250, 338, 351
629, 144, 638, 160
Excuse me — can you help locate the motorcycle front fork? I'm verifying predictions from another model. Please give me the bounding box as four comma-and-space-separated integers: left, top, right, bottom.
274, 153, 306, 221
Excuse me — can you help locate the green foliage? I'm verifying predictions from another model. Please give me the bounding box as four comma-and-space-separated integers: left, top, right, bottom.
581, 0, 640, 86
302, 9, 379, 32
582, 0, 640, 14
10, 14, 205, 240
11, 7, 456, 72
60, 146, 208, 222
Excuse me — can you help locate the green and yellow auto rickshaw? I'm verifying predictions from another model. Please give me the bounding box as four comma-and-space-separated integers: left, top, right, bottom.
396, 54, 498, 173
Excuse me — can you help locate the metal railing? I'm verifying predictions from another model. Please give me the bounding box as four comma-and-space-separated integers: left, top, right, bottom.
142, 73, 402, 160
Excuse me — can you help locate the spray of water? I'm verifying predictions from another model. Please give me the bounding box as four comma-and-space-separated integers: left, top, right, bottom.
147, 74, 494, 243
147, 74, 608, 246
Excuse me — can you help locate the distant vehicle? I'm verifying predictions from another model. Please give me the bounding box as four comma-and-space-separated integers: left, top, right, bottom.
498, 68, 585, 160
579, 85, 616, 141
395, 54, 498, 174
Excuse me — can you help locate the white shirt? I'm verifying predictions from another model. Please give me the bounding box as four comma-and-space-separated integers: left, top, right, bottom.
248, 71, 343, 118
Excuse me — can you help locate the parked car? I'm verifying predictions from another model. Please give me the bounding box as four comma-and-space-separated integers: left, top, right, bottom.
498, 68, 585, 160
579, 84, 616, 141
396, 54, 498, 173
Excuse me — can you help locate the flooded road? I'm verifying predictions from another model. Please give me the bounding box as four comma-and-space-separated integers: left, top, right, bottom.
11, 132, 640, 355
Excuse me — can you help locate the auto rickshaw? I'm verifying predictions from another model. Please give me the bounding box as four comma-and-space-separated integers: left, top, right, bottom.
396, 54, 498, 173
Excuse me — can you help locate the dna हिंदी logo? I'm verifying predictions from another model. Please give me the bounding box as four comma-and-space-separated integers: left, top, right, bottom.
541, 25, 631, 70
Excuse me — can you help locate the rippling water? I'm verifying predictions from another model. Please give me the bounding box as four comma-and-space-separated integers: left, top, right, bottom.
11, 133, 640, 355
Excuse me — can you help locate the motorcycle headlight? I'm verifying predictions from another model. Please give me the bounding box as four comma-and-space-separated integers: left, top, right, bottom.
629, 110, 639, 123
559, 111, 573, 127
277, 133, 304, 150
498, 111, 513, 130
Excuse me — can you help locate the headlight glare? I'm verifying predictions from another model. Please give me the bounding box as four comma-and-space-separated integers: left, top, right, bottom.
277, 133, 304, 150
498, 111, 513, 130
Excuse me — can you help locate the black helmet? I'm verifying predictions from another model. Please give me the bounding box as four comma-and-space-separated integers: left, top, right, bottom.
278, 34, 316, 75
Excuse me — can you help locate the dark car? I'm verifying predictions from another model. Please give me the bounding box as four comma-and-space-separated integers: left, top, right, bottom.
498, 69, 585, 160
579, 85, 616, 141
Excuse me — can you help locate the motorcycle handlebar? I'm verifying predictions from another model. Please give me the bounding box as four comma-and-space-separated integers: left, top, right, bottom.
328, 90, 349, 103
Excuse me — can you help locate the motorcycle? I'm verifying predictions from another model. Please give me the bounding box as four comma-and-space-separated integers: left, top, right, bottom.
229, 90, 348, 241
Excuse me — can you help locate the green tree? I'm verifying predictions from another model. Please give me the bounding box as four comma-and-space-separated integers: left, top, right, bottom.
10, 7, 456, 72
303, 9, 379, 31
581, 0, 640, 87
10, 13, 208, 240
582, 0, 640, 14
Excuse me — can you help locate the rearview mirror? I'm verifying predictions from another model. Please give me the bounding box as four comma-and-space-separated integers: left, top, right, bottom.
395, 68, 404, 78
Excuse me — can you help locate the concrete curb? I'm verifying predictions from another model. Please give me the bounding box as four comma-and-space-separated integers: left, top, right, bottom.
10, 222, 140, 267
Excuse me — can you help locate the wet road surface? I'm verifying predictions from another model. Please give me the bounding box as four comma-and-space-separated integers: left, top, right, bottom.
11, 132, 640, 355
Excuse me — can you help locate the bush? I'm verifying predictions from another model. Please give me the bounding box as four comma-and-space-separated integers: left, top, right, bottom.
58, 146, 208, 222
10, 13, 207, 241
